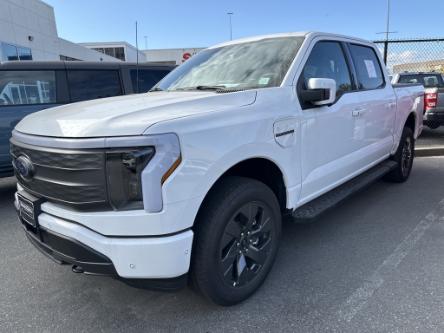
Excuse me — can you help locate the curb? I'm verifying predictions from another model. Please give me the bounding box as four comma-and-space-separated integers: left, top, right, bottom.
415, 146, 444, 157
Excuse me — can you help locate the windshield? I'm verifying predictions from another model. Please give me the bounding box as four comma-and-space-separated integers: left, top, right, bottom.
155, 37, 305, 92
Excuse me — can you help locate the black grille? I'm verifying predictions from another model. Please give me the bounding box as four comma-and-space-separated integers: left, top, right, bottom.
10, 138, 108, 207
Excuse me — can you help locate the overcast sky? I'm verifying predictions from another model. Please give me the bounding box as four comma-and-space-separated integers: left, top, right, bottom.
44, 0, 444, 49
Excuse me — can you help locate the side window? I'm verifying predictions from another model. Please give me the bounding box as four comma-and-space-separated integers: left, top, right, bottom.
349, 44, 384, 90
0, 70, 56, 106
67, 70, 122, 102
300, 41, 352, 99
130, 69, 170, 93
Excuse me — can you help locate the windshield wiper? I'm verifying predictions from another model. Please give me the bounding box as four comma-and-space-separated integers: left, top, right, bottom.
149, 87, 164, 92
174, 85, 227, 91
195, 85, 227, 91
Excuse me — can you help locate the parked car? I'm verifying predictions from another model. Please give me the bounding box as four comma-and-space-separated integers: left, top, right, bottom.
11, 32, 423, 305
392, 72, 444, 129
0, 61, 174, 177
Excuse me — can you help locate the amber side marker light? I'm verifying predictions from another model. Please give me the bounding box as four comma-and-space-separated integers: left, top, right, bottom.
161, 155, 182, 184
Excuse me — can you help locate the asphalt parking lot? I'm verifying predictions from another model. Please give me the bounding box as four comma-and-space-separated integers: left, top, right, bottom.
1, 156, 444, 332
417, 127, 444, 148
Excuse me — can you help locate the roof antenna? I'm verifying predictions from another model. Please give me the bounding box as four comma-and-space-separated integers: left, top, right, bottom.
135, 21, 140, 93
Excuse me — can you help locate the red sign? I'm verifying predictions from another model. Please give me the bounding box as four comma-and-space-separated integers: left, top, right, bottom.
182, 52, 192, 62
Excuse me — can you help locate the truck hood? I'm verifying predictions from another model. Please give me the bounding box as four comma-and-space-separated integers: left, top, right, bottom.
15, 91, 257, 138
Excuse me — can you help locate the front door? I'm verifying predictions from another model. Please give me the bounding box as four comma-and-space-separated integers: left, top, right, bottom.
297, 40, 361, 204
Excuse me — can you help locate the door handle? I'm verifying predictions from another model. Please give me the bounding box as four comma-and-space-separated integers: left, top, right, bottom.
352, 108, 366, 117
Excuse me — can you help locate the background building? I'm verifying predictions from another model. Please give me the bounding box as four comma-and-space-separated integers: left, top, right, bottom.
143, 48, 205, 65
393, 59, 444, 74
0, 0, 204, 64
80, 42, 146, 62
0, 0, 119, 62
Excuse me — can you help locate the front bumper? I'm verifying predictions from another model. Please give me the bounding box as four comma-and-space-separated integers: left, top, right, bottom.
16, 193, 194, 287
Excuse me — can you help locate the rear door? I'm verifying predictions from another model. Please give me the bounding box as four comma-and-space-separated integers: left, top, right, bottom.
298, 40, 361, 202
0, 69, 63, 175
347, 43, 395, 162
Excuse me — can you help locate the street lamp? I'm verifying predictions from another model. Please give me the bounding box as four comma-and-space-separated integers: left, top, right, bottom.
376, 0, 398, 64
227, 12, 234, 40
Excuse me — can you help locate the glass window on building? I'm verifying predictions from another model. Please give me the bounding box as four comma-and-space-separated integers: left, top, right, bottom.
92, 47, 126, 61
67, 70, 123, 102
17, 47, 32, 60
0, 71, 56, 106
1, 43, 32, 61
60, 55, 80, 61
114, 47, 125, 61
1, 43, 19, 61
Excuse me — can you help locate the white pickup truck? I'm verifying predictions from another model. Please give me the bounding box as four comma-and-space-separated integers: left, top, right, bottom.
11, 32, 423, 305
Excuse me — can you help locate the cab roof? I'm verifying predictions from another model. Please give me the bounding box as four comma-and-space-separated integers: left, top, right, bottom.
210, 31, 372, 49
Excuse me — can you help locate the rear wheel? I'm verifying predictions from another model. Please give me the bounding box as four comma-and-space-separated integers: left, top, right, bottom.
191, 176, 281, 306
385, 127, 414, 183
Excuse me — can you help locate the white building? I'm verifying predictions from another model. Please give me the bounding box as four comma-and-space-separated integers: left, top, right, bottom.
79, 41, 146, 62
0, 0, 119, 62
143, 48, 205, 65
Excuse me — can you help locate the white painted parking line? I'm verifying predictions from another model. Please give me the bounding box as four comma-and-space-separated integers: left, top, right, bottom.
337, 198, 444, 323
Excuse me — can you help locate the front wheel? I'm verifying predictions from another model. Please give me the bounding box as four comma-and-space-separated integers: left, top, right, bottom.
385, 127, 414, 183
191, 176, 282, 306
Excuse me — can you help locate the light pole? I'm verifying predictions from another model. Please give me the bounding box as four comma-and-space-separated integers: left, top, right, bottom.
385, 0, 391, 43
376, 0, 397, 64
227, 12, 234, 40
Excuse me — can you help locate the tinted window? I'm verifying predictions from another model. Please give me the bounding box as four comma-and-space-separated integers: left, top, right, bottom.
349, 44, 384, 90
398, 74, 444, 88
301, 41, 352, 97
0, 71, 56, 106
67, 70, 122, 102
131, 69, 170, 93
1, 43, 19, 61
17, 47, 32, 60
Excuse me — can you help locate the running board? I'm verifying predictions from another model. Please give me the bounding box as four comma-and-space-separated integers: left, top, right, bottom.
290, 160, 397, 222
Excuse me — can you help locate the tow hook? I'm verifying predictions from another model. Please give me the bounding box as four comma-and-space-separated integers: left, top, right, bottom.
72, 265, 84, 273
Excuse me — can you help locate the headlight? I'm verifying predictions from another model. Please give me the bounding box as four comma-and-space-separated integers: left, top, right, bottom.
106, 147, 155, 210
104, 133, 181, 212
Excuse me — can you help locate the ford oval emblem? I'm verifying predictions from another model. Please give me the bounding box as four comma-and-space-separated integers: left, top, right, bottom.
14, 155, 34, 181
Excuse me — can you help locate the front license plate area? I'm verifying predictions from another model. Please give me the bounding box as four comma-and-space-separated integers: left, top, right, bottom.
17, 191, 43, 228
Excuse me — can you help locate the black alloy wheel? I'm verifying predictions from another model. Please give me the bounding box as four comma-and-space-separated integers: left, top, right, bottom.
191, 176, 281, 306
219, 201, 275, 288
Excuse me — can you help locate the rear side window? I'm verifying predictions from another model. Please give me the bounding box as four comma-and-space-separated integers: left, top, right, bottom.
67, 70, 122, 102
0, 70, 56, 106
349, 44, 385, 90
300, 41, 353, 97
130, 69, 170, 93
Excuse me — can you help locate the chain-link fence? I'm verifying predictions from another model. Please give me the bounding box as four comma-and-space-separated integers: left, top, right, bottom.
374, 38, 444, 75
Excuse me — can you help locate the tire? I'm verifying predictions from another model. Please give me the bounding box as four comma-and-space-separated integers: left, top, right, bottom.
427, 123, 440, 130
191, 176, 282, 306
385, 127, 414, 183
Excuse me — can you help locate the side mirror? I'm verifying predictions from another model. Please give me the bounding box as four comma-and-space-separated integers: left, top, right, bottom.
301, 78, 337, 106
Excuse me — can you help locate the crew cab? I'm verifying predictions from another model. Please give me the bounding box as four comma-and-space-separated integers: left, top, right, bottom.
0, 61, 174, 177
11, 32, 423, 305
392, 72, 444, 129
